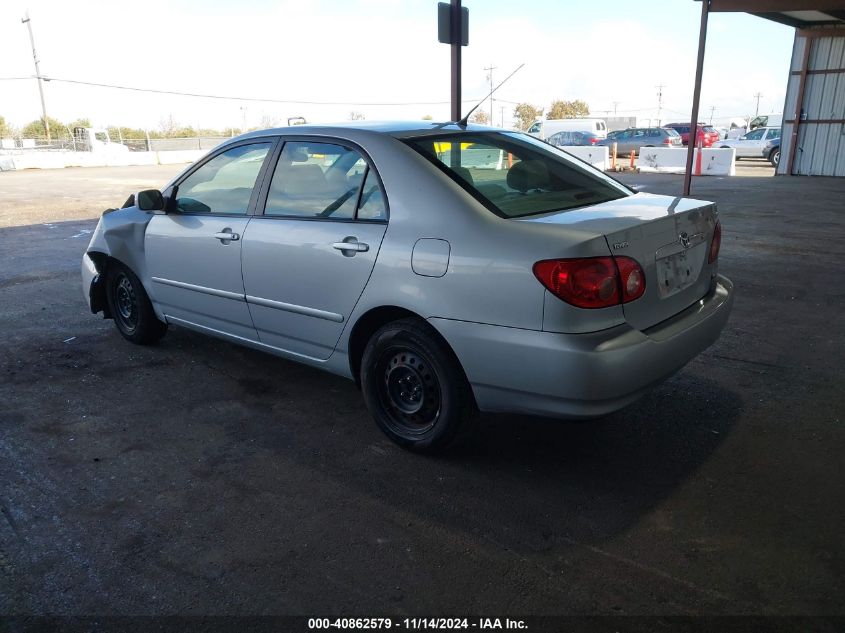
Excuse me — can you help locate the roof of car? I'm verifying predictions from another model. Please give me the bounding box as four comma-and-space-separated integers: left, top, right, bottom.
236, 120, 511, 142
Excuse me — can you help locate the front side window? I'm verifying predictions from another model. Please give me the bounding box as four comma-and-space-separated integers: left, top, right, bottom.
264, 141, 384, 220
175, 143, 271, 214
528, 122, 542, 134
405, 132, 630, 219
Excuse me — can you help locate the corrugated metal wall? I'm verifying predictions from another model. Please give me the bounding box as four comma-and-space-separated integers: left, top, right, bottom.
779, 30, 845, 176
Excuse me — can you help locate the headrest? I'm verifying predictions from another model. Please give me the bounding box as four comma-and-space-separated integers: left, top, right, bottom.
506, 160, 549, 193
452, 166, 474, 185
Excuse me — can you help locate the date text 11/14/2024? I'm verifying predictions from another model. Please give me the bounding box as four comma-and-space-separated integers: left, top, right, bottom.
307, 618, 528, 630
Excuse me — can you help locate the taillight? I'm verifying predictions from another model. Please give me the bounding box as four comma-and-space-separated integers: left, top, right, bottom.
589, 137, 599, 145
533, 256, 645, 309
662, 138, 673, 145
615, 256, 646, 302
708, 220, 722, 263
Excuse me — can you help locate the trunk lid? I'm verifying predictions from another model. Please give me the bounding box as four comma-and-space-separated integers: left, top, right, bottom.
521, 192, 718, 330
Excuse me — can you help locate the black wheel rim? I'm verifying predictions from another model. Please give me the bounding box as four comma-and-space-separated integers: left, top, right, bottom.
376, 346, 441, 438
114, 273, 139, 333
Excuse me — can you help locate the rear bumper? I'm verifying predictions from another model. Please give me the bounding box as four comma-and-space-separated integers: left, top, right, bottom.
431, 275, 734, 419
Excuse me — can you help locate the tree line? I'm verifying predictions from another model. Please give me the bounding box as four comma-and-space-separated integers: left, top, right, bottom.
468, 99, 590, 130
0, 115, 242, 141
0, 101, 591, 141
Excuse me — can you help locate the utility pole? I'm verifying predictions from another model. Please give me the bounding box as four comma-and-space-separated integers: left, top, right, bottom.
753, 92, 763, 117
655, 84, 666, 126
21, 12, 51, 143
612, 101, 620, 115
499, 105, 505, 128
708, 105, 715, 124
484, 63, 497, 124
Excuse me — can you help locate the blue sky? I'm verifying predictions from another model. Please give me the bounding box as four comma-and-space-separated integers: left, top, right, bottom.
0, 0, 794, 130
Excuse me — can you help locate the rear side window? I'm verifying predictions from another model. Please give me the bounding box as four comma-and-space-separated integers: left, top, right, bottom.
405, 132, 629, 219
264, 141, 385, 220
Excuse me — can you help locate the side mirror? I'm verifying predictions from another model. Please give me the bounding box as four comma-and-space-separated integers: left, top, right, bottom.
136, 189, 165, 212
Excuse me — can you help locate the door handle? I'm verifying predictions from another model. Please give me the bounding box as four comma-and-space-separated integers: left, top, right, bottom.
332, 239, 369, 254
213, 230, 240, 242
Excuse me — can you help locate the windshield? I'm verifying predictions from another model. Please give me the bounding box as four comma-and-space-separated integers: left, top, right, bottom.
404, 132, 630, 219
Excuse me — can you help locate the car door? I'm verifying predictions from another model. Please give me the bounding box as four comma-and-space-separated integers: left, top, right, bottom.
240, 139, 388, 360
145, 140, 275, 339
736, 128, 766, 157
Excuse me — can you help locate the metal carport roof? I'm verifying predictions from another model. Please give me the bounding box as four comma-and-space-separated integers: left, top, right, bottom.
684, 0, 845, 193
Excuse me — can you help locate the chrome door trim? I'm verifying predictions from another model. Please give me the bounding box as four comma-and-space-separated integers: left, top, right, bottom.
245, 294, 344, 323
151, 276, 245, 302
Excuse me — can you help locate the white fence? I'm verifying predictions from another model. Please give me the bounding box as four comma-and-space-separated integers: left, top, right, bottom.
560, 146, 609, 171
0, 149, 208, 171
636, 147, 736, 176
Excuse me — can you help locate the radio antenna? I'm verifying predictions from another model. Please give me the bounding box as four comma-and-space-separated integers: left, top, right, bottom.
457, 63, 525, 127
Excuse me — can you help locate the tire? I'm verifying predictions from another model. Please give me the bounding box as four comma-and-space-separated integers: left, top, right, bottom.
105, 261, 167, 345
360, 318, 475, 453
770, 148, 780, 167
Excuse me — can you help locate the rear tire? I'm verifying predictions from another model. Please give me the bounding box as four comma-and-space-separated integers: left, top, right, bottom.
106, 262, 167, 345
360, 318, 475, 453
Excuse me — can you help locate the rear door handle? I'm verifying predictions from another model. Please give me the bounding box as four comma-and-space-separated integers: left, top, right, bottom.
213, 230, 240, 242
332, 239, 369, 254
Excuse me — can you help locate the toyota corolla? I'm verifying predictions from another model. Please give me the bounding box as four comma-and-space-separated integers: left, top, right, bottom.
81, 122, 733, 452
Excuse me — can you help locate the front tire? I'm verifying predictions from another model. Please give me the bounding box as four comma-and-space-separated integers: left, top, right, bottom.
106, 262, 167, 345
360, 318, 475, 453
770, 148, 780, 167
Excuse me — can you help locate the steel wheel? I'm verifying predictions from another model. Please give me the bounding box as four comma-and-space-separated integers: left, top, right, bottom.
105, 261, 167, 345
360, 318, 476, 453
377, 346, 441, 438
114, 272, 139, 334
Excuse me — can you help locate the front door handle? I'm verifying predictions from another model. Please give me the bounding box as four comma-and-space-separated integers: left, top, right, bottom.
332, 238, 369, 256
213, 230, 240, 243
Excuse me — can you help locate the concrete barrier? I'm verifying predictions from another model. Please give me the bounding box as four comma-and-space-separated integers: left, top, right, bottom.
0, 149, 208, 171
636, 147, 735, 176
560, 146, 609, 171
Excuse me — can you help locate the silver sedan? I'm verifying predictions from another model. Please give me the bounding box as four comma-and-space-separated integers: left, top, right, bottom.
82, 122, 733, 452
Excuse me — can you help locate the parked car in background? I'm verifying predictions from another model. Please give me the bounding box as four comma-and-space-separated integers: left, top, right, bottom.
763, 137, 781, 167
597, 127, 682, 155
81, 121, 732, 453
527, 118, 608, 140
718, 126, 781, 158
664, 123, 719, 147
547, 130, 601, 147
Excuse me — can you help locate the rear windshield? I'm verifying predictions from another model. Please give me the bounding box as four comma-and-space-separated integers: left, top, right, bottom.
664, 127, 680, 136
404, 132, 630, 219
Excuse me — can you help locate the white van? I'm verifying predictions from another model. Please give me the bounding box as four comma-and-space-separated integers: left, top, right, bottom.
526, 118, 608, 140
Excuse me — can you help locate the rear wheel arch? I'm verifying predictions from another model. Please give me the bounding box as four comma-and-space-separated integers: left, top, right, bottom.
347, 306, 471, 393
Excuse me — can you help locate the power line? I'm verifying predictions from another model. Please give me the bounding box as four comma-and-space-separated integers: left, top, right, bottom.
0, 76, 34, 81
35, 76, 483, 107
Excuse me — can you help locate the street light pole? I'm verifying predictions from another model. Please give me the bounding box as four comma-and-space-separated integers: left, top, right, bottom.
450, 0, 462, 121
21, 12, 51, 144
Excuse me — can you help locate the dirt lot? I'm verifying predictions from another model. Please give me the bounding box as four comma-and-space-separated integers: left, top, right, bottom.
0, 161, 843, 621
